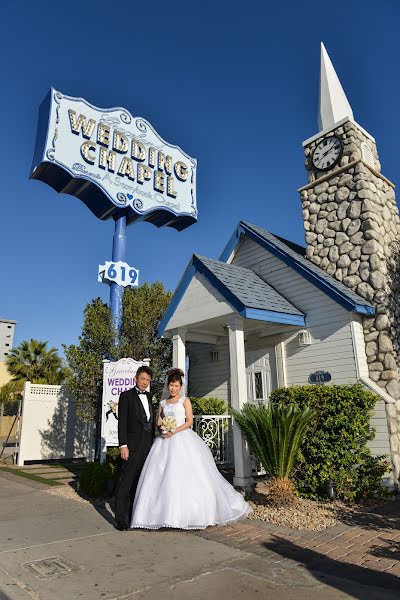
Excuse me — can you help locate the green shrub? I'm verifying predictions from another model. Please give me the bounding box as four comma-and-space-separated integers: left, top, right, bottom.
106, 446, 120, 469
79, 461, 114, 497
232, 402, 315, 480
269, 384, 391, 501
331, 455, 392, 501
190, 397, 226, 415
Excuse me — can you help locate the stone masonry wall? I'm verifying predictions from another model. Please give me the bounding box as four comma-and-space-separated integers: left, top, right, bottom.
300, 120, 400, 484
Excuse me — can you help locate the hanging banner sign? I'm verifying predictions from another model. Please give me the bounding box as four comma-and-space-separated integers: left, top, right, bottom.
101, 357, 149, 447
30, 89, 197, 231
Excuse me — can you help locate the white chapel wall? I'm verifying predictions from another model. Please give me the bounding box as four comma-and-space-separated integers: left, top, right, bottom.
232, 237, 359, 385
187, 341, 230, 406
166, 272, 234, 331
232, 237, 391, 460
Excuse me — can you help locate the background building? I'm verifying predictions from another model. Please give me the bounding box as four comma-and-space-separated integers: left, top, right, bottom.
0, 319, 16, 382
0, 319, 16, 361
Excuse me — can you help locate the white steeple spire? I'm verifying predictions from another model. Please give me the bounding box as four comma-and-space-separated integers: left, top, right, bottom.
318, 42, 354, 131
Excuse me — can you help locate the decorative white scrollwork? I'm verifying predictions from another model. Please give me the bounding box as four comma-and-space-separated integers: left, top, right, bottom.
193, 416, 232, 465
135, 118, 147, 133
116, 192, 127, 205
120, 111, 132, 124
48, 91, 62, 157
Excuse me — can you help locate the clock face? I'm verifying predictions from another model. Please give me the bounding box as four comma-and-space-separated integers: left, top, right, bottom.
312, 136, 342, 170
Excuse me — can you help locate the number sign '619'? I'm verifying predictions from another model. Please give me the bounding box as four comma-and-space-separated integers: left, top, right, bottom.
98, 261, 139, 287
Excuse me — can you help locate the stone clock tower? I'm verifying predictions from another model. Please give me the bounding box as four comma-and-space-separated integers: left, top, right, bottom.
299, 44, 400, 477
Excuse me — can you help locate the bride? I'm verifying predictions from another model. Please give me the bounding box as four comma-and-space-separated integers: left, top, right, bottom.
130, 368, 252, 529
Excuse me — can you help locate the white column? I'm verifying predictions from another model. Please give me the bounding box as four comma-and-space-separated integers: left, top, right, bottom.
172, 329, 187, 395
228, 316, 253, 488
172, 329, 186, 372
275, 339, 286, 388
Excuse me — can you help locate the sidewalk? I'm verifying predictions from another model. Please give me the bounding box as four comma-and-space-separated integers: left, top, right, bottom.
195, 501, 400, 587
0, 469, 399, 600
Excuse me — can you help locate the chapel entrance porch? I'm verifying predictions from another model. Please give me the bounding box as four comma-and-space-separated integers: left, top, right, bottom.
166, 315, 304, 488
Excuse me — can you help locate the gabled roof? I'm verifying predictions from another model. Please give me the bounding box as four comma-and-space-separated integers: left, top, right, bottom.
196, 255, 304, 318
220, 221, 375, 316
158, 254, 305, 336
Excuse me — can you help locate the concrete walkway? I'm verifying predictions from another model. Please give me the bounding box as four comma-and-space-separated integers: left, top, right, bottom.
0, 470, 399, 600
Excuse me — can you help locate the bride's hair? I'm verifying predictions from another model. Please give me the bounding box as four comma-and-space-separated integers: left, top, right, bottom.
167, 368, 184, 385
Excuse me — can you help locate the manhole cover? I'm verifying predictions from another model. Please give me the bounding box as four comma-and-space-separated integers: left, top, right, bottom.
23, 556, 82, 579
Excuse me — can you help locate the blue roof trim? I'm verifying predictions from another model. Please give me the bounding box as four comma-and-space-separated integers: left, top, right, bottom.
220, 222, 375, 316
158, 261, 196, 336
242, 308, 305, 326
353, 304, 375, 315
220, 226, 243, 263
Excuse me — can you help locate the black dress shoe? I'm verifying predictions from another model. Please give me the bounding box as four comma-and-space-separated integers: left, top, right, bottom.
115, 522, 128, 531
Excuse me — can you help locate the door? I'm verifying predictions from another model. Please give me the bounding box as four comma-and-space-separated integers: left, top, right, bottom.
245, 347, 277, 404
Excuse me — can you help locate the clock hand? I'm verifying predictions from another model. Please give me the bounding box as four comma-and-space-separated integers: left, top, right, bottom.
321, 146, 334, 158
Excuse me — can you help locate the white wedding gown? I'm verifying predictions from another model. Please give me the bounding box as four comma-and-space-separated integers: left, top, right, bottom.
130, 397, 252, 529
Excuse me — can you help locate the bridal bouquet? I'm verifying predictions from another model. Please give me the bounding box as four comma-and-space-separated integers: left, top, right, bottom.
161, 416, 177, 434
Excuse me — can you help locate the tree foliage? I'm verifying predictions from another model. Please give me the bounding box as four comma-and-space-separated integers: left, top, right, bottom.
119, 282, 172, 400
0, 379, 24, 414
0, 339, 67, 416
64, 282, 172, 422
64, 298, 114, 422
5, 339, 67, 385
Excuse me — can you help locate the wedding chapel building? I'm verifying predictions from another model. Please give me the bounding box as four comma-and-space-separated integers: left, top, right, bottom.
159, 44, 400, 490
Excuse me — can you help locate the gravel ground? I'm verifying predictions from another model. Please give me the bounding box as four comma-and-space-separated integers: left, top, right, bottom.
43, 484, 93, 505
42, 482, 390, 532
248, 497, 342, 531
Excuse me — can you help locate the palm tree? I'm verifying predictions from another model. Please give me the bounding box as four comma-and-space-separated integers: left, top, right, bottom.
232, 402, 316, 504
6, 339, 68, 385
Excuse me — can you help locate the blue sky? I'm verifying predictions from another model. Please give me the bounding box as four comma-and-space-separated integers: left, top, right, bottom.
1, 0, 399, 354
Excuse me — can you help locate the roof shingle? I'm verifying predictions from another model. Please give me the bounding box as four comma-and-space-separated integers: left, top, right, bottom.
195, 255, 304, 316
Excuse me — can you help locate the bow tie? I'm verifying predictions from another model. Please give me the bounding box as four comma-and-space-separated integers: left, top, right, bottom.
135, 388, 147, 395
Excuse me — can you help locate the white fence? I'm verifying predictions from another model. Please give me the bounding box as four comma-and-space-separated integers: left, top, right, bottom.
193, 415, 233, 465
18, 383, 91, 465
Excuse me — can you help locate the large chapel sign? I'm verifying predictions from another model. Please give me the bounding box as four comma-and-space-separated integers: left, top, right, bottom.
30, 89, 198, 336
30, 89, 197, 230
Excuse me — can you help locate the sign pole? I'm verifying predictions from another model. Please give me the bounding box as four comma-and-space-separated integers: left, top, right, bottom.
110, 215, 126, 341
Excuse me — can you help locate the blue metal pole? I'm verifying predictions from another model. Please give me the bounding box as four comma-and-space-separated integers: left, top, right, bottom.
110, 215, 127, 341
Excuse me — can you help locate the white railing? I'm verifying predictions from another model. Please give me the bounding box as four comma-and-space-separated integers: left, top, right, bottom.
193, 415, 233, 465
193, 415, 265, 475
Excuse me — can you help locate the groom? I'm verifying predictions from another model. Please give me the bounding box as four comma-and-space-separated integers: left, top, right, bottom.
114, 365, 155, 530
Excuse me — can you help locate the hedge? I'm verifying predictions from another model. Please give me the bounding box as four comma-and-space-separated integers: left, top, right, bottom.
269, 384, 391, 500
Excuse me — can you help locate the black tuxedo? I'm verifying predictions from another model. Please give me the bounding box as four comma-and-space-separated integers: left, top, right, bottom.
114, 387, 155, 528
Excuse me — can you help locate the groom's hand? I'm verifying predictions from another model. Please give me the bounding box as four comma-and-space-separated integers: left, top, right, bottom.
120, 447, 129, 460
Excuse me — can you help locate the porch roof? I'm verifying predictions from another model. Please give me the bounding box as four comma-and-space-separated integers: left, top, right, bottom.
159, 254, 305, 336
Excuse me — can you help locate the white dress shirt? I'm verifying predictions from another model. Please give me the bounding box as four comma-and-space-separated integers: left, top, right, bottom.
137, 389, 150, 421
119, 388, 150, 449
